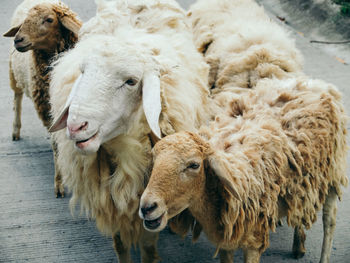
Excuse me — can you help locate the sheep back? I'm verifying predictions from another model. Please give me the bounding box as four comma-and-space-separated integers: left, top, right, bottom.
188, 0, 304, 90
201, 76, 347, 251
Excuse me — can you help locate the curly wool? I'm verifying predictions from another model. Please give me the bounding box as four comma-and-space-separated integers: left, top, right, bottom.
50, 1, 210, 247
198, 76, 348, 252
188, 0, 303, 92
80, 0, 190, 39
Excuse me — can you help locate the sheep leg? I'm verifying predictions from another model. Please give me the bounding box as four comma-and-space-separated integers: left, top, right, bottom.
319, 187, 337, 263
10, 67, 23, 141
12, 91, 23, 141
243, 248, 260, 263
139, 230, 160, 263
113, 234, 132, 263
292, 225, 306, 259
52, 140, 64, 198
219, 249, 234, 263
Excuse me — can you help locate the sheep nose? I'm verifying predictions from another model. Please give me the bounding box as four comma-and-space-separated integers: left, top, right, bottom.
141, 202, 158, 217
14, 36, 24, 44
67, 121, 88, 135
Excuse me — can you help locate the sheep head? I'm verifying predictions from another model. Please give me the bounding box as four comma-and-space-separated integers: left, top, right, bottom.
49, 34, 162, 154
139, 131, 242, 232
3, 3, 81, 53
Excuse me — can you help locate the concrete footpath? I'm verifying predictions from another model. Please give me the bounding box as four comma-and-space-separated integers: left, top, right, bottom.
0, 0, 349, 262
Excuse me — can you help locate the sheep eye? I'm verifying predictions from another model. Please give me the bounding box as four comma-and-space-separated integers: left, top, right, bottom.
45, 18, 54, 23
187, 162, 200, 170
125, 78, 137, 86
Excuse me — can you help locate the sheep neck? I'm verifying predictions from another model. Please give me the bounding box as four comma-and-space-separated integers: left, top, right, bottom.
30, 28, 77, 129
188, 168, 229, 246
30, 50, 56, 128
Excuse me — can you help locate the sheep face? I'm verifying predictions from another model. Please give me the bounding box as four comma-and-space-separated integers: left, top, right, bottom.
140, 131, 242, 232
3, 3, 80, 53
50, 35, 162, 154
140, 132, 207, 232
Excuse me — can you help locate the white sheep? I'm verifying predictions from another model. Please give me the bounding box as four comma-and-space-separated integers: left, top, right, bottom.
188, 0, 303, 98
3, 0, 82, 197
140, 76, 348, 263
48, 0, 211, 261
80, 0, 191, 39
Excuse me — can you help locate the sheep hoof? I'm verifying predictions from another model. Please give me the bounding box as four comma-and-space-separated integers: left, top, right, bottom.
292, 250, 305, 259
277, 219, 283, 227
55, 186, 65, 198
12, 134, 20, 141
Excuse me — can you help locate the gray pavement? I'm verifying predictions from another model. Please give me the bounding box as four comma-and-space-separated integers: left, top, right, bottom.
0, 0, 349, 262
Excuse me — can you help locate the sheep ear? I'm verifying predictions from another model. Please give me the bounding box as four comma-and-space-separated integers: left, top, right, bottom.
206, 154, 242, 202
49, 107, 69, 132
49, 74, 82, 132
59, 16, 81, 37
3, 24, 21, 37
142, 72, 162, 139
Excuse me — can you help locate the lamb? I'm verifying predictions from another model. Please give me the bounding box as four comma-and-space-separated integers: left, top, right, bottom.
140, 76, 348, 263
187, 0, 303, 97
48, 0, 211, 261
3, 0, 82, 197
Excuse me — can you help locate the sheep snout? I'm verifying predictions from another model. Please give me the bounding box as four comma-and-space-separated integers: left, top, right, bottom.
14, 36, 24, 44
14, 35, 31, 52
140, 195, 164, 219
140, 202, 158, 218
66, 120, 94, 141
139, 193, 168, 232
67, 121, 88, 135
74, 132, 98, 150
143, 213, 165, 231
65, 118, 100, 153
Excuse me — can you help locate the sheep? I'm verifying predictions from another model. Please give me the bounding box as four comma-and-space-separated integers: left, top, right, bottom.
48, 0, 212, 261
140, 76, 348, 263
185, 0, 307, 246
3, 0, 82, 197
187, 0, 304, 98
77, 0, 207, 239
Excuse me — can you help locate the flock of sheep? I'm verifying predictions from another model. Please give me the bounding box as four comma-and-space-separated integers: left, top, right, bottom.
4, 0, 348, 262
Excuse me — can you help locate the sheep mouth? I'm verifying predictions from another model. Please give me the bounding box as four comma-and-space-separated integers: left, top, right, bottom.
75, 132, 98, 149
15, 43, 32, 52
143, 213, 164, 231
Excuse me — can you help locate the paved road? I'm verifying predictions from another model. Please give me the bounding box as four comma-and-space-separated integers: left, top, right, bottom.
0, 0, 349, 262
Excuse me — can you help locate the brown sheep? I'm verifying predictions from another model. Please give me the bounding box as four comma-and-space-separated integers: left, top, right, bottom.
3, 0, 82, 197
166, 0, 305, 240
140, 77, 348, 263
184, 0, 308, 252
